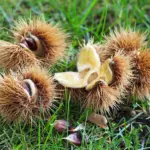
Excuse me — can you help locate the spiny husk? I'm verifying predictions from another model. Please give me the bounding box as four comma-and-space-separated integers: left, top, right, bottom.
55, 84, 87, 105
0, 66, 56, 123
13, 18, 69, 66
132, 50, 150, 100
86, 51, 134, 113
0, 40, 39, 72
100, 28, 147, 61
110, 51, 134, 93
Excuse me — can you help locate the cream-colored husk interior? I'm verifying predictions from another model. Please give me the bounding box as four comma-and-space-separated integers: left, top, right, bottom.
54, 44, 114, 90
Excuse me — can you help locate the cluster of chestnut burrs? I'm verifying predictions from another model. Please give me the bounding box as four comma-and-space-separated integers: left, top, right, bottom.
0, 18, 68, 122
0, 17, 149, 125
55, 29, 150, 115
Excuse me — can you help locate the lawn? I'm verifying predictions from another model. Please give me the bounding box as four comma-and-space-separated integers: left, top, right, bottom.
0, 0, 150, 149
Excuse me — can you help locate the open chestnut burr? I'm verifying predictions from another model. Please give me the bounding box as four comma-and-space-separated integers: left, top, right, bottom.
0, 66, 57, 123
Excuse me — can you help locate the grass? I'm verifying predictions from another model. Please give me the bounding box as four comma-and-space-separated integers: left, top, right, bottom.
0, 0, 150, 149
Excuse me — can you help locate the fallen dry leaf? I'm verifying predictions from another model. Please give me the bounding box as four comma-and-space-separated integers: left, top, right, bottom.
87, 113, 108, 129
